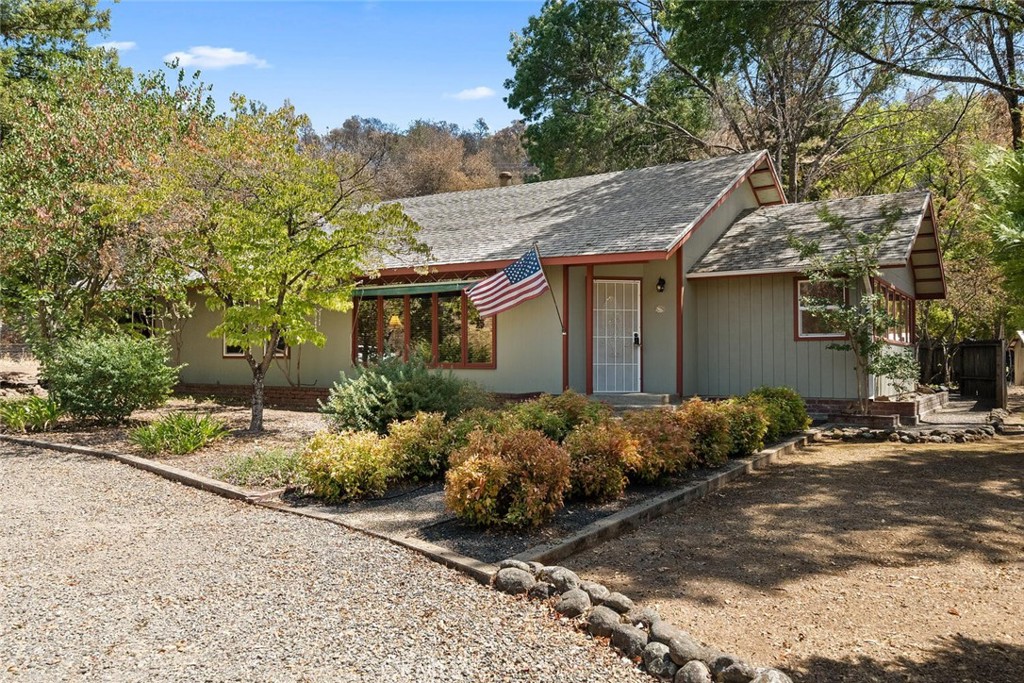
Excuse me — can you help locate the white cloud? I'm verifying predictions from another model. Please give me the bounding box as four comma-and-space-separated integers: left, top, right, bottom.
447, 86, 496, 101
97, 41, 137, 52
163, 46, 269, 70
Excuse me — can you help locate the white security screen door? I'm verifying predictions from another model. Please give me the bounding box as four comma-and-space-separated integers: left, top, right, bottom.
593, 279, 641, 393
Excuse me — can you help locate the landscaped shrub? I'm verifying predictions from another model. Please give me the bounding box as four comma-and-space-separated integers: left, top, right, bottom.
128, 412, 230, 455
563, 421, 641, 500
620, 408, 695, 482
385, 412, 458, 481
300, 430, 394, 502
0, 396, 62, 433
44, 335, 180, 423
718, 398, 769, 457
320, 354, 490, 435
445, 428, 570, 527
746, 386, 811, 443
216, 448, 304, 488
510, 390, 613, 443
448, 406, 516, 446
675, 398, 732, 467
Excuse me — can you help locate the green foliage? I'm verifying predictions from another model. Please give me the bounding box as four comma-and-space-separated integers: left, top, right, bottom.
718, 399, 769, 458
674, 398, 732, 468
0, 396, 62, 433
510, 390, 612, 443
448, 406, 517, 446
746, 387, 811, 444
979, 147, 1024, 308
1, 0, 110, 83
321, 354, 489, 435
128, 412, 230, 456
215, 449, 304, 488
873, 347, 921, 397
385, 412, 458, 481
445, 428, 570, 527
620, 408, 695, 483
300, 430, 394, 502
44, 335, 180, 423
563, 421, 640, 501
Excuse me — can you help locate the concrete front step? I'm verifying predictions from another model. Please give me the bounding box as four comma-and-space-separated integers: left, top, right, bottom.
593, 393, 675, 411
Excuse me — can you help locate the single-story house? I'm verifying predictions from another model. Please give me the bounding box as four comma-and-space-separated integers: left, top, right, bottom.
174, 150, 946, 411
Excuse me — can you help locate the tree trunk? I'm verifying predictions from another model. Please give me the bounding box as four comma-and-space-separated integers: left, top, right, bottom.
250, 368, 266, 433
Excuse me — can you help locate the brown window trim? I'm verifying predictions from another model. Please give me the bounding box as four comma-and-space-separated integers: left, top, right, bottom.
222, 336, 290, 359
874, 278, 916, 346
351, 291, 497, 370
793, 277, 849, 342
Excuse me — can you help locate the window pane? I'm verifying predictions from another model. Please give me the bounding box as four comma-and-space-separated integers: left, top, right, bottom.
382, 297, 405, 359
437, 292, 463, 364
355, 298, 379, 363
466, 299, 493, 364
798, 279, 843, 337
800, 280, 844, 303
408, 294, 433, 361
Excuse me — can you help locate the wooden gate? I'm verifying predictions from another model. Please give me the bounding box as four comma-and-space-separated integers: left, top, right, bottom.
958, 340, 1007, 408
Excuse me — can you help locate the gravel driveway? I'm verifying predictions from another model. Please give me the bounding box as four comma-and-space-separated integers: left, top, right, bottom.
0, 443, 644, 683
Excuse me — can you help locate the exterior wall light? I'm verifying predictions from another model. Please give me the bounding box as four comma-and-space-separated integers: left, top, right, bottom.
656, 277, 666, 293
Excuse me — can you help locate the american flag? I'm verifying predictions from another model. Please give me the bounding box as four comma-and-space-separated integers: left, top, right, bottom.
467, 247, 549, 318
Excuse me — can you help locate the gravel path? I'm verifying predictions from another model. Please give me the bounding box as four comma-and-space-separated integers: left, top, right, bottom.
0, 443, 645, 683
569, 439, 1024, 682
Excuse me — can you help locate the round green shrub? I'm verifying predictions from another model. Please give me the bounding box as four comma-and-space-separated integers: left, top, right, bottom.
745, 386, 811, 443
564, 421, 641, 501
300, 430, 394, 502
675, 398, 732, 467
385, 412, 458, 481
44, 335, 180, 423
445, 428, 570, 527
511, 390, 613, 443
448, 406, 516, 447
718, 399, 769, 457
320, 355, 490, 435
620, 408, 696, 482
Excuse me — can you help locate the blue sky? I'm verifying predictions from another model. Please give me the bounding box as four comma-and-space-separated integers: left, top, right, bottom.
95, 1, 544, 133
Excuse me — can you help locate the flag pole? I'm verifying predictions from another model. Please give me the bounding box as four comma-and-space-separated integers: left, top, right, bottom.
534, 243, 566, 335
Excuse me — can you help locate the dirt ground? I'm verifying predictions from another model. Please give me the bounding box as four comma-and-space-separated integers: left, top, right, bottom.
570, 438, 1024, 682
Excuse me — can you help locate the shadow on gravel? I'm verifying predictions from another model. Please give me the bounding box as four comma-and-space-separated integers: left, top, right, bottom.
576, 440, 1024, 600
795, 634, 1024, 683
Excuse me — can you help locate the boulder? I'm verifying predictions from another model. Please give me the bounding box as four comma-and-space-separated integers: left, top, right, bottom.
587, 605, 621, 638
554, 588, 591, 618
720, 661, 759, 683
625, 606, 661, 629
602, 591, 634, 614
539, 566, 581, 593
527, 561, 545, 576
749, 670, 794, 683
494, 567, 534, 595
498, 559, 532, 572
668, 633, 709, 666
675, 660, 713, 683
642, 641, 679, 679
649, 619, 686, 645
527, 581, 558, 601
579, 580, 610, 604
610, 622, 648, 659
710, 653, 741, 678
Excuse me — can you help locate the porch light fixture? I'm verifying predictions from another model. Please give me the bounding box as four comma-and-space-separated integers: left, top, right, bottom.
656, 277, 666, 293
388, 314, 402, 328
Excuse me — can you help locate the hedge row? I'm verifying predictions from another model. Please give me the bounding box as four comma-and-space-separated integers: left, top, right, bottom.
301, 387, 810, 526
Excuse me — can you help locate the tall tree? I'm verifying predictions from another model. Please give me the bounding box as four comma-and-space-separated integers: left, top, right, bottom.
0, 54, 210, 352
0, 0, 109, 81
98, 99, 426, 431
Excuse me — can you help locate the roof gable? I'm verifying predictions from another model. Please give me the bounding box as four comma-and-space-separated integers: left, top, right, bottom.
380, 151, 771, 271
688, 191, 945, 299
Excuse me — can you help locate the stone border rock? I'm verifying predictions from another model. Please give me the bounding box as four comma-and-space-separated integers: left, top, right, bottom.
509, 430, 817, 566
494, 561, 793, 683
819, 424, 998, 444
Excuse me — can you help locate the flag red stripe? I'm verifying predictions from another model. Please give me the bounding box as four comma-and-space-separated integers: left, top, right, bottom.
474, 277, 549, 317
470, 271, 545, 308
468, 272, 507, 296
476, 283, 549, 318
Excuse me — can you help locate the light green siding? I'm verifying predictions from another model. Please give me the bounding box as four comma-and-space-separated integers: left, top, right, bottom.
691, 274, 859, 399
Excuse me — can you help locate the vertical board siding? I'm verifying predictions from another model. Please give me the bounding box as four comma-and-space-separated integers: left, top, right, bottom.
693, 274, 859, 399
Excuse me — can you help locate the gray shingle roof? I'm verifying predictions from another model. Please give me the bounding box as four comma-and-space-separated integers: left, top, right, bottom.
381, 152, 766, 270
688, 191, 931, 276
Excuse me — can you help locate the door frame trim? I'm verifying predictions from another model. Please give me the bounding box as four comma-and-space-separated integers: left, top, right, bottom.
590, 277, 643, 393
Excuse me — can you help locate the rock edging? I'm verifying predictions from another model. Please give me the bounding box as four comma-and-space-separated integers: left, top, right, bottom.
819, 424, 997, 444
494, 560, 792, 683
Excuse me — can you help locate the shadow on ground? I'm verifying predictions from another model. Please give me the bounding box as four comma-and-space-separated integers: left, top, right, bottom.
797, 634, 1024, 683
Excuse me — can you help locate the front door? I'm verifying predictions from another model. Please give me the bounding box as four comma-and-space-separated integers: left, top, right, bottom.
592, 279, 641, 393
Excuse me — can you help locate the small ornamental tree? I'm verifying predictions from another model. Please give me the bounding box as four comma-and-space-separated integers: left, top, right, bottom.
97, 98, 426, 431
791, 205, 921, 414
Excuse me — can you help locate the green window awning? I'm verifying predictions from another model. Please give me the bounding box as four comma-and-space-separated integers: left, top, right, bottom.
353, 280, 480, 298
